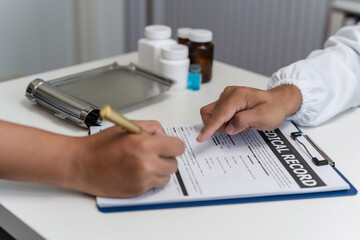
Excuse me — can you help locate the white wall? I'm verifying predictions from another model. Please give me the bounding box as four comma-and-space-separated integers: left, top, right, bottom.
0, 0, 75, 81
1, 0, 331, 80
74, 0, 127, 63
0, 0, 127, 82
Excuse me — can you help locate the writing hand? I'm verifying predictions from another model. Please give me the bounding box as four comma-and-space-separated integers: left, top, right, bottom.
72, 120, 185, 198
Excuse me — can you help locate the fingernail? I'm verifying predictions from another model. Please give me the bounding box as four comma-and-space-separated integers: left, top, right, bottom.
158, 130, 167, 136
226, 123, 235, 134
196, 132, 203, 142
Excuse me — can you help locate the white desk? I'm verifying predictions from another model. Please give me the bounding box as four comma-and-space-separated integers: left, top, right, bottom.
1, 53, 360, 240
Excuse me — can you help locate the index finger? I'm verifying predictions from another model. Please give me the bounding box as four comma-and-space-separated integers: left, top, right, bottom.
197, 99, 241, 142
151, 135, 185, 158
134, 120, 167, 136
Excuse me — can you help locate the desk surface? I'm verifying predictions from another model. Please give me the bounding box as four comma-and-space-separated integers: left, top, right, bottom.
1, 53, 359, 240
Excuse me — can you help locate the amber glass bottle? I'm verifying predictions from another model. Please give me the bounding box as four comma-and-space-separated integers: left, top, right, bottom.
188, 29, 214, 83
177, 28, 192, 45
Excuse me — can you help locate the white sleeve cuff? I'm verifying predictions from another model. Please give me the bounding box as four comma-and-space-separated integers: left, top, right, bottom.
268, 77, 317, 126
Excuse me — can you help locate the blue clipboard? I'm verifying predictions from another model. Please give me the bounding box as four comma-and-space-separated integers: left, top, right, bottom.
96, 122, 358, 213
97, 167, 357, 213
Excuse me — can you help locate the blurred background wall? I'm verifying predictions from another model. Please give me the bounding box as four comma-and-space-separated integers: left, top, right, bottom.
0, 0, 127, 82
0, 0, 356, 82
144, 0, 330, 76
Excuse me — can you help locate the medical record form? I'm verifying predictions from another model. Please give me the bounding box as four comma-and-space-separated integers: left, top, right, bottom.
94, 121, 353, 211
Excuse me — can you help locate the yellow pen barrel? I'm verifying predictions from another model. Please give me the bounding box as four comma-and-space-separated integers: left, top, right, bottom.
100, 105, 150, 135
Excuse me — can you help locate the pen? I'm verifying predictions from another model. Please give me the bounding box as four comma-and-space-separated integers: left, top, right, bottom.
100, 105, 151, 135
100, 105, 182, 158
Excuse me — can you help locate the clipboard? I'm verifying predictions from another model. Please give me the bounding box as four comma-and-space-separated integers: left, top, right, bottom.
94, 122, 357, 213
98, 167, 356, 213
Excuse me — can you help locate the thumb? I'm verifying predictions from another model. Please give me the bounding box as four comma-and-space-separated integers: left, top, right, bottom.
225, 108, 265, 134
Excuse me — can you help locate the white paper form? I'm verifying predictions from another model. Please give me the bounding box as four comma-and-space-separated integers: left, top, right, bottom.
95, 121, 349, 208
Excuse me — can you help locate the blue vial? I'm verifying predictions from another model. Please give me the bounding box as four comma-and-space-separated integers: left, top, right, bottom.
188, 64, 202, 91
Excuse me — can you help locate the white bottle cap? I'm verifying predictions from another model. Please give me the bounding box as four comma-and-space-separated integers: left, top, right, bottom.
177, 28, 192, 39
189, 29, 213, 43
145, 25, 172, 40
161, 44, 188, 60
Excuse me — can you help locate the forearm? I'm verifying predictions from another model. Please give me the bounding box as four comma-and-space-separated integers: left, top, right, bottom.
0, 120, 78, 187
269, 25, 360, 126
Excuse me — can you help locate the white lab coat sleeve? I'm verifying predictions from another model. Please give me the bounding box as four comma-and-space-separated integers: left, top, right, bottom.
268, 25, 360, 126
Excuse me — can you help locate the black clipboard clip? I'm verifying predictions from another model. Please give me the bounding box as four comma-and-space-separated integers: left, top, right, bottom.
291, 132, 335, 167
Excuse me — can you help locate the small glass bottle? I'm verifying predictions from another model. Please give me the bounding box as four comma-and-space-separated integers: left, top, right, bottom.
188, 29, 214, 83
177, 28, 192, 45
188, 64, 202, 91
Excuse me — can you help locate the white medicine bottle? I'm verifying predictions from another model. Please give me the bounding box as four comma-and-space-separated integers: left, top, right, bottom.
138, 25, 176, 73
159, 44, 190, 90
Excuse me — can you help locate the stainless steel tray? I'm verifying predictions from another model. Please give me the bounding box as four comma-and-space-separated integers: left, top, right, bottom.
26, 62, 174, 128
